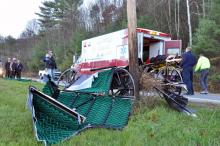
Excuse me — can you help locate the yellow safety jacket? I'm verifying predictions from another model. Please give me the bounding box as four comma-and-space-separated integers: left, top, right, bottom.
195, 56, 210, 72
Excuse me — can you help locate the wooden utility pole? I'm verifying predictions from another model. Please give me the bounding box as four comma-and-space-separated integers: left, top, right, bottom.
127, 0, 139, 98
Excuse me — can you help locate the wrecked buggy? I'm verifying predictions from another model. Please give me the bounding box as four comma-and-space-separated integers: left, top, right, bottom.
28, 67, 135, 145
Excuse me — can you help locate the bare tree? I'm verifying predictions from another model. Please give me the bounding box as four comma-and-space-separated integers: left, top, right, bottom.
177, 0, 180, 39
202, 0, 206, 17
168, 0, 172, 34
20, 19, 40, 38
186, 0, 192, 46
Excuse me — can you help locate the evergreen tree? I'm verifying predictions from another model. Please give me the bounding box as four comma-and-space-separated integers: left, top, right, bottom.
193, 0, 220, 56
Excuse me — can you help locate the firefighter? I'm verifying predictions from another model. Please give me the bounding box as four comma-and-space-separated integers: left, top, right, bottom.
195, 54, 210, 94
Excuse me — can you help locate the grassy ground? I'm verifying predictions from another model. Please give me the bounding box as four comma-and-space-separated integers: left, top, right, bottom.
0, 78, 220, 146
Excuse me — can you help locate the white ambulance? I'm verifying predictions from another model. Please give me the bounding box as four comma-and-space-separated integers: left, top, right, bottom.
75, 28, 181, 74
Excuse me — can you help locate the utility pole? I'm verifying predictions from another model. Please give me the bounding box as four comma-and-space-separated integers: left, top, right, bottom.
127, 0, 139, 98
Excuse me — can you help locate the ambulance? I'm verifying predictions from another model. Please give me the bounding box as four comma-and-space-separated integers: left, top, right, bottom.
74, 28, 181, 74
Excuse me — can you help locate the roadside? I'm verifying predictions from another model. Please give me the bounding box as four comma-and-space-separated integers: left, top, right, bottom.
184, 93, 220, 104
23, 75, 220, 105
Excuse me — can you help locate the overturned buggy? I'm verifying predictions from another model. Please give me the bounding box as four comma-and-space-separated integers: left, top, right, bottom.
28, 67, 135, 145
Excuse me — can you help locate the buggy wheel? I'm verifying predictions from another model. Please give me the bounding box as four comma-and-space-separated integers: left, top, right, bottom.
156, 66, 182, 82
109, 68, 135, 99
57, 68, 76, 90
156, 66, 183, 95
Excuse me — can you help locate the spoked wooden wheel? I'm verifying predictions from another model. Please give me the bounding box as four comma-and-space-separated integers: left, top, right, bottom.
109, 68, 135, 99
156, 66, 183, 95
156, 66, 183, 83
57, 68, 77, 90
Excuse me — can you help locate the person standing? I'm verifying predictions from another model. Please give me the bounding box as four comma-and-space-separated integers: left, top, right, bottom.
4, 58, 11, 78
180, 47, 197, 95
0, 59, 2, 67
43, 53, 53, 79
173, 47, 197, 95
15, 60, 23, 79
48, 51, 57, 69
11, 58, 17, 78
195, 54, 210, 94
48, 50, 57, 79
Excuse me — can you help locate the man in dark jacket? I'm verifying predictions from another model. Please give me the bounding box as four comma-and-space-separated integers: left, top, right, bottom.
48, 50, 57, 79
15, 60, 23, 79
11, 58, 17, 78
4, 58, 11, 78
48, 51, 57, 69
166, 47, 197, 95
180, 47, 197, 95
43, 53, 52, 69
43, 53, 54, 79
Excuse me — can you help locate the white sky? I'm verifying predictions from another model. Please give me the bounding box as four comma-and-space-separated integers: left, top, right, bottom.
0, 0, 92, 39
0, 0, 43, 38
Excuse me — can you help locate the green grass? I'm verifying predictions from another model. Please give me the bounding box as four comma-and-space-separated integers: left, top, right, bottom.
0, 78, 220, 146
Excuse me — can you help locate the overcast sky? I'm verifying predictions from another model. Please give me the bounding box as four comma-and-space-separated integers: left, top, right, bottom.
0, 0, 93, 39
0, 0, 44, 38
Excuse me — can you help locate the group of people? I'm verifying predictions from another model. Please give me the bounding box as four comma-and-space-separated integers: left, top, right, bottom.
172, 47, 210, 95
5, 58, 23, 79
43, 50, 57, 79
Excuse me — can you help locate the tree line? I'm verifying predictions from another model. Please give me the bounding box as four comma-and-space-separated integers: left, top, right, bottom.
0, 0, 219, 73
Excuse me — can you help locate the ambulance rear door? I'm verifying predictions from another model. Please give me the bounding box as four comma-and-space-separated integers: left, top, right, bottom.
164, 40, 182, 55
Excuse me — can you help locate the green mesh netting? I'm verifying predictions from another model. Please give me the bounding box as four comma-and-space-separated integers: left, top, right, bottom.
77, 69, 113, 94
30, 77, 133, 145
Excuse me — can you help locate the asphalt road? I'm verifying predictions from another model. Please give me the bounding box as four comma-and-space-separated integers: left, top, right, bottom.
184, 93, 220, 104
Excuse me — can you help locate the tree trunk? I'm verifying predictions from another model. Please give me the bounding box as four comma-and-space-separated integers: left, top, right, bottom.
168, 0, 172, 34
177, 0, 180, 39
174, 0, 180, 39
127, 0, 139, 99
195, 1, 200, 17
175, 0, 177, 38
186, 0, 192, 47
202, 0, 206, 17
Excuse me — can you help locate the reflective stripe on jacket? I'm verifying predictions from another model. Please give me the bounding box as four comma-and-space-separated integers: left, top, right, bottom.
195, 56, 210, 72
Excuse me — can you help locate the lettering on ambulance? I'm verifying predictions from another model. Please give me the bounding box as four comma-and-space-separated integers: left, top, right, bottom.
88, 42, 91, 47
83, 42, 87, 48
121, 29, 128, 60
120, 46, 127, 59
